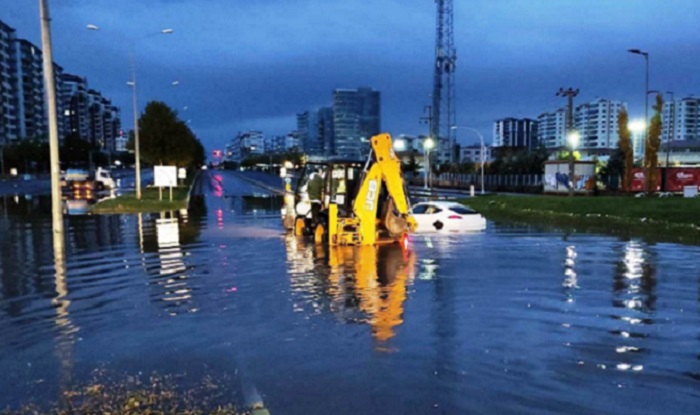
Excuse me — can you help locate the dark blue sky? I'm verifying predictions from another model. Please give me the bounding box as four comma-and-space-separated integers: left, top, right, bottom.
2, 0, 700, 151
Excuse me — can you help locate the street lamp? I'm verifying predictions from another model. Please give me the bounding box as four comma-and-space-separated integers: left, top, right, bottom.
567, 131, 580, 195
89, 24, 173, 199
628, 118, 646, 163
423, 137, 435, 190
393, 139, 407, 152
628, 48, 650, 191
451, 125, 486, 195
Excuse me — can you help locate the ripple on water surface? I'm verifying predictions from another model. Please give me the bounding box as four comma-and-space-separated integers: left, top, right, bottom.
0, 195, 699, 414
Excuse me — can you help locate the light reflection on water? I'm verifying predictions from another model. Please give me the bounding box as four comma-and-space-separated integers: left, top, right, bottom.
285, 236, 417, 345
1, 182, 700, 414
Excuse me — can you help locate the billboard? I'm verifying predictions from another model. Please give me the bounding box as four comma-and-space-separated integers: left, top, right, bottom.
630, 168, 700, 192
544, 161, 596, 194
154, 166, 178, 187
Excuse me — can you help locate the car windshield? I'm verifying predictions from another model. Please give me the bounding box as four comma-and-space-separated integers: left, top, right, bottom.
449, 205, 477, 215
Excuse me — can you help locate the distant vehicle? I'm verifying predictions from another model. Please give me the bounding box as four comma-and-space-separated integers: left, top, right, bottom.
61, 167, 115, 192
411, 201, 486, 232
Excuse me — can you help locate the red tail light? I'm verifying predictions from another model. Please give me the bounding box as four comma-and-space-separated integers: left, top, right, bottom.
401, 233, 410, 250
448, 215, 462, 219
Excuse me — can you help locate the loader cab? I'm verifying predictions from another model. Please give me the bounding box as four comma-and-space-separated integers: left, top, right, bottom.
295, 160, 364, 217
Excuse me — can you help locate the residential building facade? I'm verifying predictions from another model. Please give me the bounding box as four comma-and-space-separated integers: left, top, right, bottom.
663, 97, 699, 144
574, 98, 625, 150
460, 145, 493, 164
536, 98, 626, 157
0, 18, 120, 149
493, 118, 538, 149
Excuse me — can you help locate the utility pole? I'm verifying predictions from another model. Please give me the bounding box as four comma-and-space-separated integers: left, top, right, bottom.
39, 0, 65, 249
420, 105, 433, 190
556, 87, 580, 197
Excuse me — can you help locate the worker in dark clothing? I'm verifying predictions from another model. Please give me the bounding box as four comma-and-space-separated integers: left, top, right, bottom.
307, 171, 324, 226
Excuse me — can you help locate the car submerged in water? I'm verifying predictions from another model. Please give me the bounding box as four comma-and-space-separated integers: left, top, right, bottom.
411, 201, 486, 232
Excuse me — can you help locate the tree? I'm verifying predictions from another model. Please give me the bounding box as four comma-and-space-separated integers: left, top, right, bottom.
139, 101, 205, 168
617, 107, 634, 192
644, 94, 663, 193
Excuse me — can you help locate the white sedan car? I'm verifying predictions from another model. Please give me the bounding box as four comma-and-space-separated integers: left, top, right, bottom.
411, 201, 486, 232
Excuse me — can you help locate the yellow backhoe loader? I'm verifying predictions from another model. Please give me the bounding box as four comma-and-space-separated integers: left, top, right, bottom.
283, 133, 416, 246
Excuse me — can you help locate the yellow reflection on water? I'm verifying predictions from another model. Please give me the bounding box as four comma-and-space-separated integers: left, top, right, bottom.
286, 237, 417, 346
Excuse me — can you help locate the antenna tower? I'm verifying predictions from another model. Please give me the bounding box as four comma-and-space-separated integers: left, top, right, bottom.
431, 0, 457, 164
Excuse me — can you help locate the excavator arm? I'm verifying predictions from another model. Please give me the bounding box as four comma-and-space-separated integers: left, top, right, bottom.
350, 133, 416, 245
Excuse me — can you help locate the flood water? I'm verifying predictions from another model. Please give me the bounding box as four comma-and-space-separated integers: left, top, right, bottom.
1, 171, 699, 414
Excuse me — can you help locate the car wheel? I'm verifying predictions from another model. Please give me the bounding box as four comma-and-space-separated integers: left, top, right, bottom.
433, 221, 444, 230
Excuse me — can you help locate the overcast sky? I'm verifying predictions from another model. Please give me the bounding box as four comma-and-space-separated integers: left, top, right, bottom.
2, 0, 700, 151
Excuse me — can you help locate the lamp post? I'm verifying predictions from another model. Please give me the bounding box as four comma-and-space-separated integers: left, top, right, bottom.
88, 25, 173, 199
39, 0, 64, 246
451, 126, 486, 195
628, 48, 650, 191
423, 137, 435, 190
567, 131, 580, 195
556, 87, 580, 197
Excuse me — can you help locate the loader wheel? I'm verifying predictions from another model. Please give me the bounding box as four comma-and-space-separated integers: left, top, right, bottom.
294, 217, 306, 236
314, 224, 325, 244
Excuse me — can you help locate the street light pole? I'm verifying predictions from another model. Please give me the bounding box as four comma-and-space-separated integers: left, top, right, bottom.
423, 137, 435, 190
128, 49, 142, 199
39, 0, 64, 246
451, 126, 486, 195
89, 26, 173, 199
556, 87, 580, 197
628, 48, 650, 191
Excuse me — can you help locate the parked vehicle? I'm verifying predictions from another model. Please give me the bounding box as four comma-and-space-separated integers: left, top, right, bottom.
411, 201, 486, 232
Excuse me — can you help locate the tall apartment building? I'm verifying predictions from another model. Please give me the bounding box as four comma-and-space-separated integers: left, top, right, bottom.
61, 74, 89, 139
574, 98, 624, 149
0, 18, 120, 149
493, 118, 538, 149
537, 108, 566, 149
0, 21, 18, 144
333, 87, 380, 159
14, 39, 46, 140
663, 97, 699, 143
537, 98, 626, 153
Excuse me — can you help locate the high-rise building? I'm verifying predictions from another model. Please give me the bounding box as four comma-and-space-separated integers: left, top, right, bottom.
61, 73, 89, 140
333, 87, 380, 158
663, 97, 699, 143
14, 39, 46, 140
537, 98, 626, 153
537, 108, 566, 149
0, 18, 120, 148
318, 107, 334, 156
296, 110, 321, 156
574, 98, 625, 149
297, 106, 335, 157
493, 118, 538, 149
0, 21, 18, 144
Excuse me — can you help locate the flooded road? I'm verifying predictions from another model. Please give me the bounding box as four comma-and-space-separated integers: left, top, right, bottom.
1, 170, 699, 414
